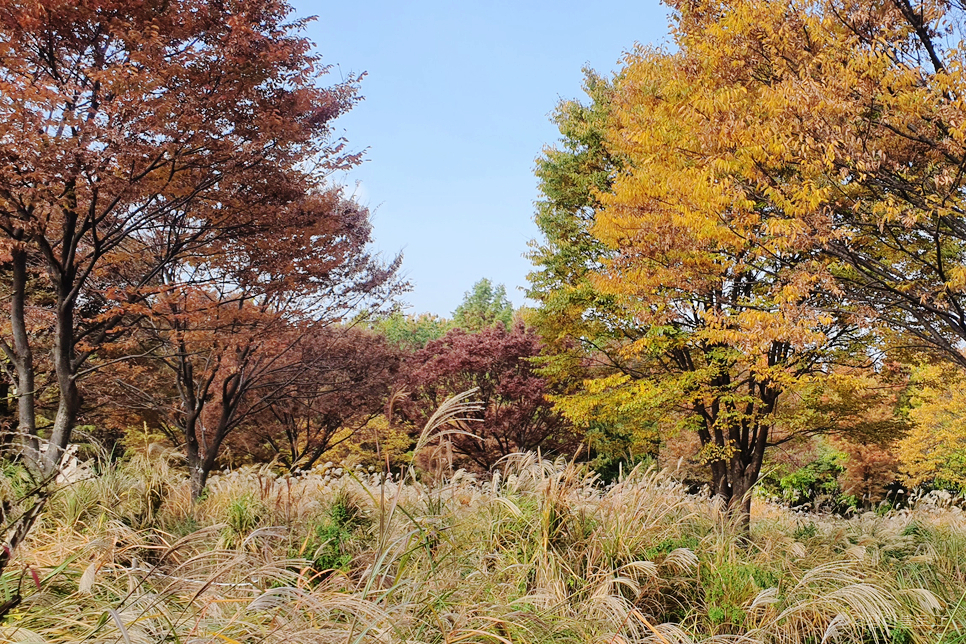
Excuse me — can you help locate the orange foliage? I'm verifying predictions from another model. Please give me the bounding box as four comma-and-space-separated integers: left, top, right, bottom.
0, 0, 374, 474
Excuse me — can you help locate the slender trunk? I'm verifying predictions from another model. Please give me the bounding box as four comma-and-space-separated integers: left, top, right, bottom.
298, 424, 337, 472
188, 458, 208, 501
193, 380, 244, 499
185, 379, 237, 501
9, 248, 39, 469
730, 477, 753, 537
43, 286, 80, 476
176, 347, 211, 501
0, 381, 13, 457
184, 413, 208, 501
180, 387, 230, 502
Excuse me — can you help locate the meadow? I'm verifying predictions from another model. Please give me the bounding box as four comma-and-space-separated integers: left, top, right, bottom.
0, 443, 963, 644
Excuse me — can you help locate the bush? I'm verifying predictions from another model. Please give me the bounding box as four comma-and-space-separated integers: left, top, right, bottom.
296, 489, 369, 578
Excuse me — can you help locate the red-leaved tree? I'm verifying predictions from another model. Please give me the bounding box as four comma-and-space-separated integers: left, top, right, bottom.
229, 324, 402, 474
0, 0, 370, 475
399, 323, 576, 472
105, 190, 402, 497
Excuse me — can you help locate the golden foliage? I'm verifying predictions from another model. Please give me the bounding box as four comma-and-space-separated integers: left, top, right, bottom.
901, 363, 966, 490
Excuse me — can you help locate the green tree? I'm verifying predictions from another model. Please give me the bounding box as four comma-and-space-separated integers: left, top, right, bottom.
527, 71, 625, 363
371, 311, 452, 350
526, 71, 651, 468
452, 279, 514, 332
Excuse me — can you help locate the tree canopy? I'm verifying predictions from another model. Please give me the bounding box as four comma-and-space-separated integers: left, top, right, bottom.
0, 0, 401, 482
526, 0, 966, 526
452, 278, 514, 332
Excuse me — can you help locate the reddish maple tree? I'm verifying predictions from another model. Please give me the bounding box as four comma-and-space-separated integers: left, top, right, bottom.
230, 324, 402, 473
0, 0, 368, 474
105, 189, 401, 497
398, 323, 576, 472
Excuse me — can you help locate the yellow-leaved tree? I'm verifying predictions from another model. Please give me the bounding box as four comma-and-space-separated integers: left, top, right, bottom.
900, 363, 966, 491
642, 0, 966, 366
585, 39, 868, 529
532, 0, 966, 527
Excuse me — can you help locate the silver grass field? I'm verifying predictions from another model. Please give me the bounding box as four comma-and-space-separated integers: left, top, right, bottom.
0, 438, 963, 644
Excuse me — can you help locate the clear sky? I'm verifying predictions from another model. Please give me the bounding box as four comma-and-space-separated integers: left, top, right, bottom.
293, 1, 671, 317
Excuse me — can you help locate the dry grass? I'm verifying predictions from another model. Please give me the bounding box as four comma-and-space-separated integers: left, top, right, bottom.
0, 450, 962, 643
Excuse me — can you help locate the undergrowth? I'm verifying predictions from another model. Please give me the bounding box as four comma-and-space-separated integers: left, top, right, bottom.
0, 448, 962, 643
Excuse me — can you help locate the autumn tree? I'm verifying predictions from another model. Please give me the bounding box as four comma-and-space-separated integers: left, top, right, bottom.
233, 325, 401, 473
0, 0, 368, 475
652, 0, 966, 367
574, 0, 966, 521
399, 323, 576, 472
754, 362, 909, 508
109, 190, 401, 498
531, 5, 898, 528
591, 65, 864, 523
899, 363, 966, 491
530, 0, 966, 526
835, 437, 902, 507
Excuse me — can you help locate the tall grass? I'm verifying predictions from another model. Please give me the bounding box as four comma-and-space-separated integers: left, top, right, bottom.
0, 450, 962, 643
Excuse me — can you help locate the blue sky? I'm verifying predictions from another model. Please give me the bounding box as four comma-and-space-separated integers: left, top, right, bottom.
294, 1, 670, 316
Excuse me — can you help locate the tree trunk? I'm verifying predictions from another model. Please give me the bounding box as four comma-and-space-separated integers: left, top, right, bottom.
8, 248, 39, 470
707, 455, 758, 536
42, 286, 81, 476
189, 460, 208, 502
184, 400, 231, 501
711, 461, 730, 499
0, 380, 14, 457
185, 415, 208, 501
730, 476, 754, 537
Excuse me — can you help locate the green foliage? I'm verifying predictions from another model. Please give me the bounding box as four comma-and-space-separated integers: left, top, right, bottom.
451, 278, 514, 332
221, 493, 266, 549
552, 373, 664, 471
371, 311, 453, 350
303, 519, 353, 574
526, 69, 629, 411
587, 440, 656, 483
0, 460, 34, 499
527, 69, 619, 330
167, 515, 200, 539
644, 534, 700, 560
700, 559, 782, 633
761, 445, 852, 510
298, 489, 369, 576
793, 521, 818, 541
